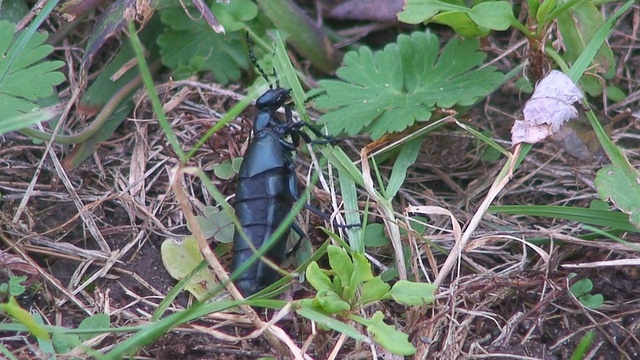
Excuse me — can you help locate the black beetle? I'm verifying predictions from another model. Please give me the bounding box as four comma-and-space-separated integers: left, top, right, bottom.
231, 86, 324, 297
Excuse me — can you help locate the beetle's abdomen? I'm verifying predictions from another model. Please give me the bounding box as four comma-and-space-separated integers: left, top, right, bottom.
231, 146, 295, 296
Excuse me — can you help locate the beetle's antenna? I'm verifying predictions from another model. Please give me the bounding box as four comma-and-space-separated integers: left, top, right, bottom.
271, 46, 280, 89
246, 31, 272, 89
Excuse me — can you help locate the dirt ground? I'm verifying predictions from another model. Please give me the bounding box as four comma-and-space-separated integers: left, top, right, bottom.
2, 4, 640, 360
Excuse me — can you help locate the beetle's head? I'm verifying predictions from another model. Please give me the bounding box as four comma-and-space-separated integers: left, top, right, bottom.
255, 87, 290, 111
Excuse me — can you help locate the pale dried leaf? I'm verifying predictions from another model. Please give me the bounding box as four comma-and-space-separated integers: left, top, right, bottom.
511, 70, 584, 145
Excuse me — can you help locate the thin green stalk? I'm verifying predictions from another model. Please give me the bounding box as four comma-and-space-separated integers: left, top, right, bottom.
18, 60, 161, 144
127, 21, 186, 161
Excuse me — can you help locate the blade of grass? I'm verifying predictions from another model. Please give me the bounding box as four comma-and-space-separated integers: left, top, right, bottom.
127, 21, 186, 162
489, 205, 639, 232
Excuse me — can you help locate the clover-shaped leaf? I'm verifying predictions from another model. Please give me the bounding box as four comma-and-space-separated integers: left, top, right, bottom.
314, 31, 504, 139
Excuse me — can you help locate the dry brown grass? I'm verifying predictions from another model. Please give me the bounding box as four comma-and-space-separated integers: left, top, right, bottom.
1, 4, 640, 360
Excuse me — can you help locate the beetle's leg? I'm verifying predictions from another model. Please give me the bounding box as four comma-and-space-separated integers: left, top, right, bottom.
302, 123, 336, 145
284, 121, 335, 146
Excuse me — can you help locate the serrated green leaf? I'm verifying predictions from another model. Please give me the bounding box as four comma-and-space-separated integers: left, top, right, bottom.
390, 280, 436, 305
316, 31, 504, 139
0, 20, 64, 121
157, 0, 257, 83
355, 311, 416, 356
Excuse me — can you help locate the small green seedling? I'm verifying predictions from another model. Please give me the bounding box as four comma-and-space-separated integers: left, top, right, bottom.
298, 245, 436, 356
569, 275, 604, 309
0, 275, 27, 299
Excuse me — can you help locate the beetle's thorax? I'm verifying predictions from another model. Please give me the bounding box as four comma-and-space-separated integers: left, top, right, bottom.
256, 87, 290, 112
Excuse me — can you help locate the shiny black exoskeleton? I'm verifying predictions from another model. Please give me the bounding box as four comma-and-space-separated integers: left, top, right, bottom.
231, 87, 310, 297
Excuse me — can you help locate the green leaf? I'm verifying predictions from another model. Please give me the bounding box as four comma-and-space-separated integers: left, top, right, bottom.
605, 85, 626, 102
81, 0, 129, 72
213, 159, 237, 180
306, 261, 334, 292
350, 252, 374, 285
0, 0, 29, 23
160, 236, 218, 301
571, 330, 595, 360
358, 277, 391, 306
0, 107, 61, 135
432, 11, 488, 38
315, 289, 351, 314
363, 223, 389, 247
296, 300, 370, 342
316, 31, 504, 139
8, 275, 27, 297
557, 0, 614, 96
343, 252, 372, 301
327, 245, 354, 292
387, 138, 422, 199
595, 164, 640, 229
570, 278, 593, 297
157, 0, 257, 83
390, 280, 436, 305
468, 1, 515, 31
53, 332, 80, 353
0, 20, 64, 123
398, 0, 514, 35
231, 157, 243, 173
536, 0, 557, 24
355, 311, 416, 356
579, 293, 604, 309
78, 314, 110, 341
192, 206, 235, 243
